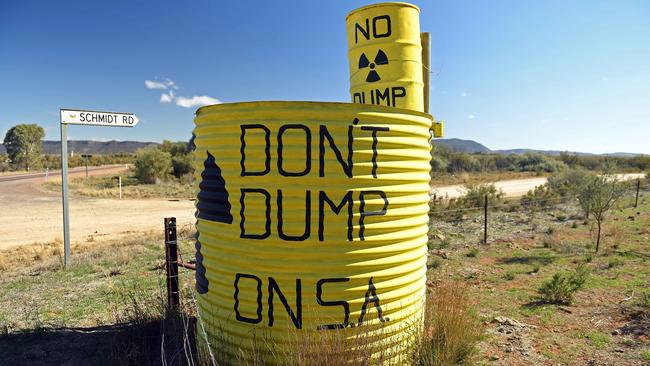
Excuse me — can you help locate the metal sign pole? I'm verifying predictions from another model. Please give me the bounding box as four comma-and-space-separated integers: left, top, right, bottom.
60, 121, 71, 268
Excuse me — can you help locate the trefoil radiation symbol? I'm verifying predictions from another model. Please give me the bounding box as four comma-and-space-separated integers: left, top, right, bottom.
358, 49, 389, 83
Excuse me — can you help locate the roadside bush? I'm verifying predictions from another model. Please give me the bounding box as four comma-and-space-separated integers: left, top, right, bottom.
462, 183, 503, 207
133, 148, 172, 184
547, 168, 593, 197
537, 264, 589, 304
0, 154, 9, 172
521, 185, 558, 208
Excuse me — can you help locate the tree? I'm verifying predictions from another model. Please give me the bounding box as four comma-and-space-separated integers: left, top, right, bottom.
3, 124, 45, 171
578, 174, 625, 253
133, 147, 172, 184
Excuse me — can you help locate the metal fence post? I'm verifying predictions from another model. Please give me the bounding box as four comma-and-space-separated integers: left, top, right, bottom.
164, 217, 180, 310
634, 179, 640, 208
483, 195, 488, 244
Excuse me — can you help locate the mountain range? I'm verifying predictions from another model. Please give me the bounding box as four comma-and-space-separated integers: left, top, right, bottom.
0, 139, 645, 157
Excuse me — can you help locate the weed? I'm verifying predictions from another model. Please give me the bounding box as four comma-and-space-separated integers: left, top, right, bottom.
466, 248, 479, 258
537, 265, 589, 304
412, 281, 483, 366
571, 221, 578, 229
428, 257, 443, 270
503, 271, 515, 281
636, 290, 650, 310
583, 254, 593, 263
529, 264, 540, 274
556, 214, 567, 222
607, 257, 622, 269
642, 350, 650, 361
585, 331, 610, 350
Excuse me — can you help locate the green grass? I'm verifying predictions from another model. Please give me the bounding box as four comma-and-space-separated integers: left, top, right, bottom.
585, 331, 610, 350
0, 233, 196, 332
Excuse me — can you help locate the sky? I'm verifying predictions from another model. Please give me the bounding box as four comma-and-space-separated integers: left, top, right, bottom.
1, 0, 649, 154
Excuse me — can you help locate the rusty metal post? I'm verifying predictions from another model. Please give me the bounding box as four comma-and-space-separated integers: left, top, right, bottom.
634, 179, 640, 208
164, 217, 180, 310
483, 195, 488, 244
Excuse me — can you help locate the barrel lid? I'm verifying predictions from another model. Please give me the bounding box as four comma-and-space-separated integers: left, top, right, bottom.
195, 100, 432, 120
346, 2, 420, 20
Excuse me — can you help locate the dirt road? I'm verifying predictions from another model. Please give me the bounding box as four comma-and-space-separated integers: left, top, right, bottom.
1, 169, 644, 251
0, 166, 196, 250
430, 173, 646, 199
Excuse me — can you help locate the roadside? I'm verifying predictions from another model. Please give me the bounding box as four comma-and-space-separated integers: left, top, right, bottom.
0, 165, 195, 250
431, 173, 646, 200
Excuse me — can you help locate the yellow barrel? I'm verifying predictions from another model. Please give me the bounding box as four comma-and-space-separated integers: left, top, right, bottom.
347, 2, 424, 112
193, 101, 432, 364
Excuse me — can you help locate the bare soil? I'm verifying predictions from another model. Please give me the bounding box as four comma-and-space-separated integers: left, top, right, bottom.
0, 167, 195, 250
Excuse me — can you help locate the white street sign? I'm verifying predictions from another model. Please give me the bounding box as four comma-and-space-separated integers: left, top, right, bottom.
59, 107, 139, 268
60, 109, 139, 127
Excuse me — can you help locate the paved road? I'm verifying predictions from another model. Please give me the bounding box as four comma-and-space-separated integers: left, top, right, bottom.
431, 173, 646, 199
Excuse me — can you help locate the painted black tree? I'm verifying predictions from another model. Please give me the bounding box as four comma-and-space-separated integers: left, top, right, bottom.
195, 150, 233, 293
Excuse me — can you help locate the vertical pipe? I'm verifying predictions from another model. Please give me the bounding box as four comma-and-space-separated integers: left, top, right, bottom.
118, 176, 122, 199
421, 32, 431, 114
165, 217, 180, 310
483, 195, 488, 244
635, 179, 640, 208
85, 156, 88, 179
60, 123, 71, 268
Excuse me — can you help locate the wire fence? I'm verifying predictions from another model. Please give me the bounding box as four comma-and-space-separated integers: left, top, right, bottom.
428, 178, 648, 245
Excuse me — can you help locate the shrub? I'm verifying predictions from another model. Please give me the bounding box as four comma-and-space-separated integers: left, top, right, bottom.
462, 183, 502, 207
503, 271, 515, 281
516, 153, 566, 173
537, 265, 589, 304
466, 248, 479, 258
133, 148, 172, 184
547, 168, 593, 197
412, 281, 482, 366
521, 185, 558, 208
171, 153, 194, 178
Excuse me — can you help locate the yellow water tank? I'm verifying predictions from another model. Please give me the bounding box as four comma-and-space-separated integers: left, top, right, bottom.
193, 101, 432, 364
347, 2, 424, 112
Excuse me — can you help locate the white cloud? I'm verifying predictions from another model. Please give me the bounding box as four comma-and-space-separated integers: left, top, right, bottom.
468, 114, 475, 119
160, 91, 174, 103
176, 95, 221, 108
145, 77, 220, 108
145, 80, 169, 90
460, 92, 467, 97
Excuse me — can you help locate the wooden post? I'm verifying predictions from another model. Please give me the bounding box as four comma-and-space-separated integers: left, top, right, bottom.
164, 217, 180, 310
421, 32, 431, 114
483, 195, 488, 244
634, 179, 640, 208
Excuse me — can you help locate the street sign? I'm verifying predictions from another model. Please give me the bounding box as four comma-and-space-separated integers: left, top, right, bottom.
59, 108, 139, 268
60, 109, 139, 127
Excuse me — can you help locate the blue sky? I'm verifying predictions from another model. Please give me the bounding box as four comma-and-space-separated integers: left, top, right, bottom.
1, 1, 649, 154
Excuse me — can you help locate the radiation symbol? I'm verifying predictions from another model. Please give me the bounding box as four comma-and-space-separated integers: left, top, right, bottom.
358, 50, 389, 83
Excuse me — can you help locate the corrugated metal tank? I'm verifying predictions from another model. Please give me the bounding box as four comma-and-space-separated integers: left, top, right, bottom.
347, 2, 424, 112
193, 101, 432, 363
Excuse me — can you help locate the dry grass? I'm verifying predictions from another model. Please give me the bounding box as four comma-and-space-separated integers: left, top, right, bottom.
412, 281, 483, 366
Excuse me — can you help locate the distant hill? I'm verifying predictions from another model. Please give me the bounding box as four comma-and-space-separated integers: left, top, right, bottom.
432, 138, 490, 153
0, 140, 157, 155
494, 148, 595, 156
0, 138, 645, 157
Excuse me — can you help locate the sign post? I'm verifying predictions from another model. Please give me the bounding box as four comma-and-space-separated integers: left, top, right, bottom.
60, 109, 139, 268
